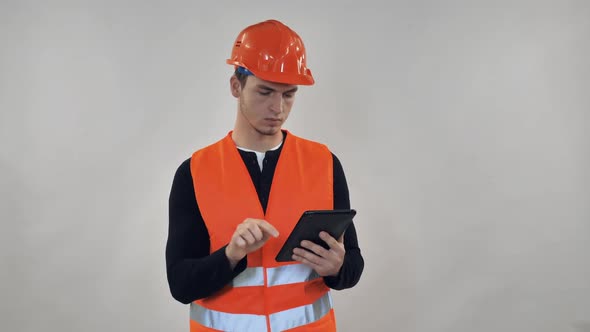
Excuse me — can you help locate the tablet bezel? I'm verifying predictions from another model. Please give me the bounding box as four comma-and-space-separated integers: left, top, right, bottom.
275, 209, 356, 262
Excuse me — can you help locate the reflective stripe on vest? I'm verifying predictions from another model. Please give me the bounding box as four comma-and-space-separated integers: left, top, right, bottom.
232, 267, 265, 287
267, 264, 320, 287
191, 292, 333, 332
232, 265, 321, 288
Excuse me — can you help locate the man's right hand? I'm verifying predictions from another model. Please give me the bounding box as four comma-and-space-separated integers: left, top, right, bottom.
226, 218, 279, 269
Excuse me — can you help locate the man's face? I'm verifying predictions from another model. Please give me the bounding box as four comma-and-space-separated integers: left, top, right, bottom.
232, 75, 298, 136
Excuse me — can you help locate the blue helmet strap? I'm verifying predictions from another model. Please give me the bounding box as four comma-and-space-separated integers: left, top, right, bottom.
236, 66, 254, 76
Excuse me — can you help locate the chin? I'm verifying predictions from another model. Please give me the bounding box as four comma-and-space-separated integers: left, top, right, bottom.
256, 126, 281, 136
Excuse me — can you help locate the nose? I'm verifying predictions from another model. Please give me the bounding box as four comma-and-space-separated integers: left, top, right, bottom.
269, 93, 284, 114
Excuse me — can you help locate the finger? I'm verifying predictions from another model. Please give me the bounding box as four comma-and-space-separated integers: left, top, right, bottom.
238, 227, 257, 245
293, 247, 324, 265
319, 232, 345, 256
300, 240, 330, 258
246, 224, 264, 242
234, 235, 246, 247
292, 251, 327, 274
292, 253, 319, 267
254, 219, 279, 238
319, 232, 341, 249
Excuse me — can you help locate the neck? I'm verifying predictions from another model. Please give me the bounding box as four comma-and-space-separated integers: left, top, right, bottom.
231, 128, 283, 152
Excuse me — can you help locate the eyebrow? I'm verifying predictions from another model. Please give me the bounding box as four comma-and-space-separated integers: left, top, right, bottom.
257, 84, 298, 94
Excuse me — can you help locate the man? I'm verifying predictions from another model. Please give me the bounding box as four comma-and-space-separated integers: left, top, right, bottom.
166, 19, 364, 332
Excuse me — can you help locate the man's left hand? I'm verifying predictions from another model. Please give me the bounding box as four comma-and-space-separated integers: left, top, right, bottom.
292, 231, 345, 277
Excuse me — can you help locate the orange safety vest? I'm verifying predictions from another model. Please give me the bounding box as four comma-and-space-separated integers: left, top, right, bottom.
189, 130, 336, 332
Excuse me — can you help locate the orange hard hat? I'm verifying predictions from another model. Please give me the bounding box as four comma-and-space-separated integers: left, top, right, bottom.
226, 19, 314, 85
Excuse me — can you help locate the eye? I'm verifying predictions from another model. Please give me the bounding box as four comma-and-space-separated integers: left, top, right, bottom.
258, 91, 271, 96
283, 93, 294, 98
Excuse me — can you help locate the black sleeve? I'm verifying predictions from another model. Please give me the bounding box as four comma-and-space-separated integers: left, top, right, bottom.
166, 158, 247, 304
323, 153, 365, 290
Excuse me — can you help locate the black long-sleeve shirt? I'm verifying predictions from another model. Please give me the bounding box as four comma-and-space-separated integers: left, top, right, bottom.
166, 136, 364, 305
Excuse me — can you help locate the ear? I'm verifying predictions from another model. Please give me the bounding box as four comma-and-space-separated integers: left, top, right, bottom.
230, 76, 241, 98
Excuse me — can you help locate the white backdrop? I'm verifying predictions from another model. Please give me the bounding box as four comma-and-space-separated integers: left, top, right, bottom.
1, 1, 589, 331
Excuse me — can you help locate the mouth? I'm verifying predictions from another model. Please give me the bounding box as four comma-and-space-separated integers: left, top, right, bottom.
265, 118, 282, 123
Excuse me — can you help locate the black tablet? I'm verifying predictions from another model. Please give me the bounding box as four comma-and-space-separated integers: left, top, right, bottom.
275, 209, 357, 262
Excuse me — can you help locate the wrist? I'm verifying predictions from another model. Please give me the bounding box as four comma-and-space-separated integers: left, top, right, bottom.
225, 246, 244, 269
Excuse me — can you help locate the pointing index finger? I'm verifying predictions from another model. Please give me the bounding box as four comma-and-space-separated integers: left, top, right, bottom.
256, 219, 279, 238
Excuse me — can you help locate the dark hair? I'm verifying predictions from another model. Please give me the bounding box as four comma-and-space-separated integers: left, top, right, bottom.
234, 68, 249, 88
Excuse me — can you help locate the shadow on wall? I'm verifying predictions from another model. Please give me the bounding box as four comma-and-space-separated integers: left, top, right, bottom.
573, 321, 590, 332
